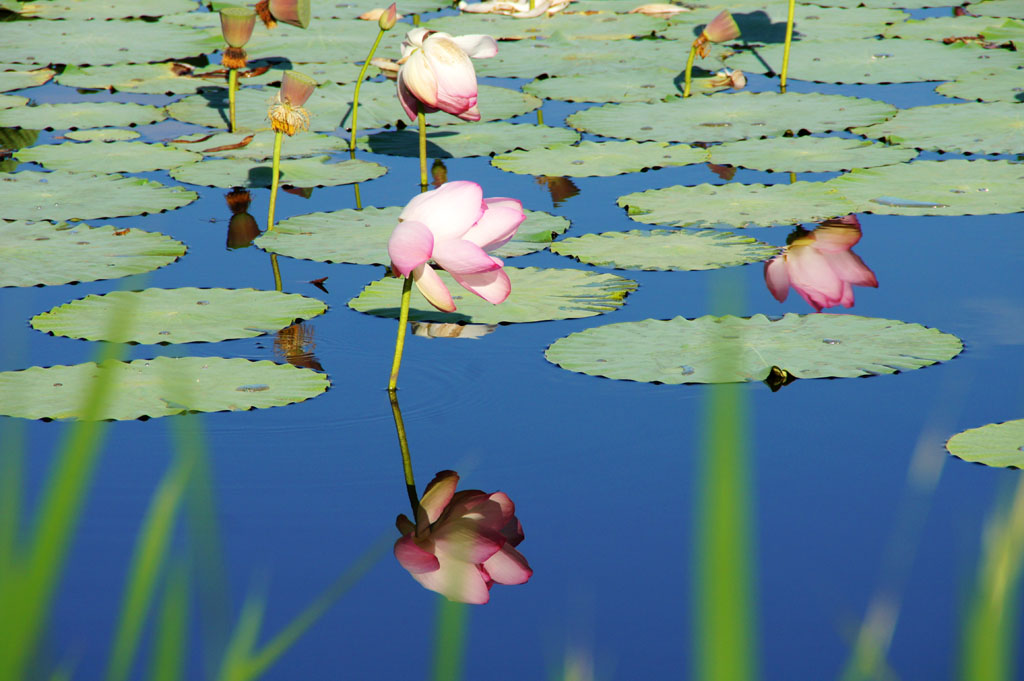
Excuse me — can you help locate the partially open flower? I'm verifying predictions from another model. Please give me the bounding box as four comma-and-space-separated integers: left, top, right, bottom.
254, 0, 311, 29
694, 9, 740, 57
220, 6, 256, 69
396, 28, 498, 122
268, 70, 316, 136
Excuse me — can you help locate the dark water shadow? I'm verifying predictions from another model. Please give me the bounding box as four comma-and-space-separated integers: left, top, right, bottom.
361, 129, 463, 158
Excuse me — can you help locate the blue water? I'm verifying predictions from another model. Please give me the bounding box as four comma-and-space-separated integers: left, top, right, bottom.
3, 22, 1024, 681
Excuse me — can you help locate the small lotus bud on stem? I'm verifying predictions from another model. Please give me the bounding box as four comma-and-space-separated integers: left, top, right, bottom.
379, 3, 398, 30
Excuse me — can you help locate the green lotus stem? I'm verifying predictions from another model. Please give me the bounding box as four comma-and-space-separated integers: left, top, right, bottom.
271, 253, 282, 291
789, 171, 796, 184
781, 0, 795, 93
536, 107, 543, 125
266, 130, 283, 231
413, 13, 420, 25
349, 27, 387, 153
388, 276, 415, 391
388, 390, 420, 518
683, 42, 698, 97
228, 68, 239, 133
417, 104, 428, 191
529, 0, 535, 9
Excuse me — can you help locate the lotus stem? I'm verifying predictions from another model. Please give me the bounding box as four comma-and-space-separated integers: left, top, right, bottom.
228, 68, 238, 132
266, 130, 283, 231
349, 27, 387, 153
417, 104, 428, 191
781, 0, 795, 93
683, 42, 698, 97
529, 0, 535, 9
388, 276, 415, 391
536, 107, 543, 125
388, 390, 421, 518
271, 253, 282, 291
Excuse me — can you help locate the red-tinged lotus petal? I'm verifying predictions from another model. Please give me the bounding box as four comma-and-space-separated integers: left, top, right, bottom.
463, 204, 525, 251
824, 250, 877, 288
450, 267, 511, 305
455, 104, 481, 122
412, 555, 491, 604
395, 535, 441, 574
388, 220, 434, 276
419, 470, 460, 524
787, 247, 843, 303
764, 257, 790, 303
452, 34, 499, 59
433, 239, 502, 275
433, 518, 504, 563
401, 181, 485, 241
488, 491, 515, 523
413, 263, 457, 312
837, 281, 856, 308
793, 286, 828, 313
483, 544, 533, 585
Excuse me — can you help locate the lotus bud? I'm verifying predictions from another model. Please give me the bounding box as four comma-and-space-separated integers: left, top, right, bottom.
702, 10, 740, 44
379, 3, 399, 30
268, 70, 316, 136
225, 187, 252, 214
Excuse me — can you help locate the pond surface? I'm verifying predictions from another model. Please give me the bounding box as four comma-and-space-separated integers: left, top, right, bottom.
1, 3, 1023, 680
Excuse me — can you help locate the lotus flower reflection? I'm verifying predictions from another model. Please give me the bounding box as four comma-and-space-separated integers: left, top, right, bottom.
396, 28, 498, 121
388, 181, 525, 313
395, 470, 532, 604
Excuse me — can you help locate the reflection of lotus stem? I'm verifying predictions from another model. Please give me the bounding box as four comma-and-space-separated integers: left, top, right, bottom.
683, 42, 698, 97
266, 131, 283, 231
417, 104, 428, 191
349, 27, 387, 153
228, 68, 238, 132
780, 0, 795, 93
536, 108, 543, 125
388, 390, 421, 519
388, 276, 415, 391
271, 253, 282, 291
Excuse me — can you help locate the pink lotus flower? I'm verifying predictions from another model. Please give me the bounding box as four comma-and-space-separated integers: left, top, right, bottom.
764, 215, 878, 312
387, 180, 525, 312
394, 470, 532, 604
396, 27, 498, 121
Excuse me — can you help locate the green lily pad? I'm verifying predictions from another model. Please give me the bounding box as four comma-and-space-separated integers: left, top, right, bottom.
619, 182, 859, 228
0, 221, 186, 287
32, 288, 327, 344
0, 102, 165, 131
567, 92, 897, 144
550, 229, 778, 271
64, 128, 140, 141
980, 17, 1024, 40
0, 66, 54, 92
545, 314, 964, 384
808, 0, 969, 9
0, 94, 28, 109
359, 122, 579, 158
167, 130, 349, 161
0, 171, 198, 220
936, 65, 1024, 103
523, 67, 694, 103
946, 419, 1024, 468
348, 266, 637, 324
475, 34, 681, 78
968, 0, 1024, 18
882, 15, 1009, 39
724, 39, 1023, 84
423, 12, 667, 40
15, 141, 202, 173
0, 357, 329, 421
708, 136, 917, 173
255, 206, 569, 263
0, 0, 198, 19
851, 102, 1024, 155
825, 160, 1024, 216
493, 140, 705, 176
169, 155, 386, 188
663, 6, 908, 42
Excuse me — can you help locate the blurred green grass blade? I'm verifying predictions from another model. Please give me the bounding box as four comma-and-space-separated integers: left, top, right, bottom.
431, 597, 468, 681
149, 560, 190, 681
0, 443, 22, 580
217, 587, 268, 681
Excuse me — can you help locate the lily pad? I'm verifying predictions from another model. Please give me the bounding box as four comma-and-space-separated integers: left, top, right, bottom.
475, 34, 682, 78
32, 288, 327, 344
348, 267, 637, 324
708, 136, 917, 172
0, 102, 165, 131
359, 122, 579, 158
809, 0, 971, 9
0, 358, 329, 421
550, 229, 778, 271
167, 130, 349, 161
0, 221, 186, 287
946, 419, 1024, 468
567, 92, 897, 144
64, 128, 140, 141
0, 171, 198, 220
255, 206, 569, 263
170, 155, 386, 188
0, 0, 198, 19
0, 94, 28, 109
968, 0, 1024, 18
545, 314, 963, 384
663, 6, 908, 42
936, 65, 1024, 103
0, 66, 54, 92
825, 160, 1024, 216
15, 141, 202, 173
619, 182, 859, 228
523, 67, 692, 103
882, 15, 1009, 39
423, 12, 667, 40
493, 140, 705, 176
851, 102, 1024, 155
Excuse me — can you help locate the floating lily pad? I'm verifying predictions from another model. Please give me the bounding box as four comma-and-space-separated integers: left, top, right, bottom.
256, 206, 569, 263
170, 155, 386, 188
167, 130, 349, 161
968, 0, 1024, 18
936, 65, 1024, 103
0, 66, 54, 92
0, 221, 185, 287
809, 0, 970, 9
724, 39, 1023, 84
0, 0, 198, 19
0, 357, 328, 421
0, 102, 165, 130
708, 136, 917, 172
475, 34, 681, 78
0, 171, 198, 220
851, 102, 1024, 155
946, 419, 1024, 468
359, 122, 579, 158
32, 288, 327, 344
663, 6, 907, 42
550, 229, 778, 271
523, 67, 691, 103
619, 182, 859, 228
882, 15, 1008, 39
423, 12, 667, 40
493, 140, 704, 176
0, 94, 27, 109
64, 128, 140, 141
545, 314, 963, 384
980, 17, 1024, 40
825, 160, 1024, 216
567, 92, 896, 144
16, 140, 202, 173
348, 267, 637, 324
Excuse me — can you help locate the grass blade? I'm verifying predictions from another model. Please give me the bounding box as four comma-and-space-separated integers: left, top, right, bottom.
149, 560, 190, 681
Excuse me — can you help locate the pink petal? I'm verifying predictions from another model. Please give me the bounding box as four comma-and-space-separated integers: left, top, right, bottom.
824, 250, 877, 288
450, 268, 511, 305
397, 69, 431, 122
462, 204, 525, 252
451, 34, 499, 58
433, 239, 502, 275
419, 470, 459, 524
413, 263, 456, 313
483, 544, 532, 585
837, 281, 856, 308
812, 224, 861, 252
787, 247, 843, 303
422, 34, 480, 117
388, 220, 433, 276
412, 556, 491, 604
400, 181, 484, 241
396, 49, 438, 112
394, 535, 440, 574
764, 257, 790, 303
455, 104, 481, 122
433, 518, 504, 563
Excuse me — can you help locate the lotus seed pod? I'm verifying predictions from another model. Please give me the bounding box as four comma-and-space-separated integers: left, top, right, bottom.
703, 10, 740, 44
270, 0, 311, 28
280, 70, 316, 107
219, 6, 256, 47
